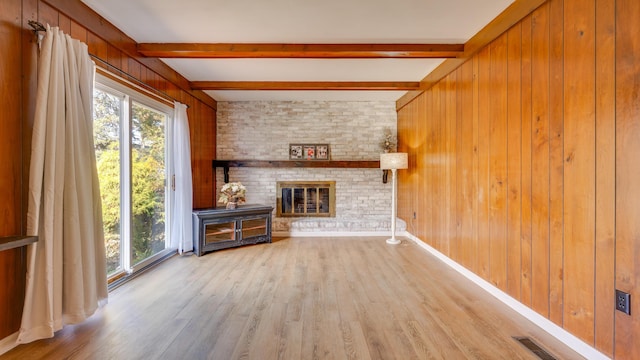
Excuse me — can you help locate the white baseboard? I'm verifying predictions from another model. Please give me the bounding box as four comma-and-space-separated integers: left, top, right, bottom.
402, 231, 610, 360
273, 230, 389, 238
0, 332, 18, 357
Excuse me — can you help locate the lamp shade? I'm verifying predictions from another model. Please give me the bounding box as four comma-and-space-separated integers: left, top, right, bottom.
380, 152, 408, 170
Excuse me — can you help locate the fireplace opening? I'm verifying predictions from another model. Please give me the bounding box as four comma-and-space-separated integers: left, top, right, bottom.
276, 181, 335, 217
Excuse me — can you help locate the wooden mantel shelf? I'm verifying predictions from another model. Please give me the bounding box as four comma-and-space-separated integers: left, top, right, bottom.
0, 236, 37, 252
213, 160, 381, 183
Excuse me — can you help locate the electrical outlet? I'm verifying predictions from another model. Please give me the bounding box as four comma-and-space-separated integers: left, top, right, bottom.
616, 290, 631, 315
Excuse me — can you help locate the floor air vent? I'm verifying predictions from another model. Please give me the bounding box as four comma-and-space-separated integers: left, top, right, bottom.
513, 337, 557, 360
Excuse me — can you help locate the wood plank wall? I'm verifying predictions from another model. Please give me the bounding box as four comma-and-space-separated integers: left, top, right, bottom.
0, 0, 217, 341
397, 0, 638, 358
0, 0, 33, 342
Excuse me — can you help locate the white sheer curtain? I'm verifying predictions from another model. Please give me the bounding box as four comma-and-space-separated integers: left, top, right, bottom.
170, 102, 193, 253
18, 25, 108, 344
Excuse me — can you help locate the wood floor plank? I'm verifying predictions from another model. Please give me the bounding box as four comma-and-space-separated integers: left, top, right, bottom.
4, 237, 585, 360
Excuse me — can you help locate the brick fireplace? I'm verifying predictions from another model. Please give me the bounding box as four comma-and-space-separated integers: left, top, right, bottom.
215, 101, 406, 235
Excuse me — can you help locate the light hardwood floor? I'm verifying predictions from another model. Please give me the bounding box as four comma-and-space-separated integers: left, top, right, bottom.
3, 237, 583, 359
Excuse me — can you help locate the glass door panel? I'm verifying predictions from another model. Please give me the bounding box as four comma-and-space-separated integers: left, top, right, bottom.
93, 88, 122, 276
131, 102, 167, 266
306, 188, 317, 213
241, 218, 267, 238
293, 188, 305, 214
205, 221, 236, 243
318, 188, 330, 213
281, 188, 292, 214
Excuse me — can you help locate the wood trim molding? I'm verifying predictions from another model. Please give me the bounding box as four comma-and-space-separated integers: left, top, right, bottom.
95, 64, 175, 108
213, 160, 382, 184
192, 81, 421, 91
396, 0, 548, 110
0, 236, 37, 252
213, 160, 380, 168
137, 43, 464, 59
42, 0, 217, 110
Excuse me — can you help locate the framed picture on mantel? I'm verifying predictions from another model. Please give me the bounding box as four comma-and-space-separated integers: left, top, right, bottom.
289, 144, 330, 160
290, 144, 303, 159
315, 144, 329, 160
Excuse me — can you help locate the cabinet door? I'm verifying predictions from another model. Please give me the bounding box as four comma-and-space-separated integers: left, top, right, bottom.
241, 216, 267, 239
203, 219, 236, 244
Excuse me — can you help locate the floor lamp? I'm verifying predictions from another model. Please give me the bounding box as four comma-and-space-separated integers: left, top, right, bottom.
380, 152, 408, 245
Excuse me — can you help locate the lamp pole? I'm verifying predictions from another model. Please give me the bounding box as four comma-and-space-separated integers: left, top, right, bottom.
380, 152, 407, 245
387, 168, 400, 245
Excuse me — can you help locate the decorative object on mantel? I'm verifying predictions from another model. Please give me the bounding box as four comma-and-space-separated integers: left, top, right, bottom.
380, 152, 408, 245
380, 128, 396, 153
218, 182, 247, 209
290, 144, 330, 160
380, 128, 397, 183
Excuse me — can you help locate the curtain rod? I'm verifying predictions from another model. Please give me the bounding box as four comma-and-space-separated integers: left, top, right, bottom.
28, 20, 46, 33
27, 20, 190, 108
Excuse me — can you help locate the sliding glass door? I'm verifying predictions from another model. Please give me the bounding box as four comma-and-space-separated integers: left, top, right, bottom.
93, 76, 173, 279
130, 101, 167, 266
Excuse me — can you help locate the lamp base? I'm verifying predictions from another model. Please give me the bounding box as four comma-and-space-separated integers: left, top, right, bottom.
386, 237, 401, 245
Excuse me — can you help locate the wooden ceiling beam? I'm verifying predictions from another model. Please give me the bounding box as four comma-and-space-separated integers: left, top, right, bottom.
138, 43, 464, 59
191, 81, 421, 91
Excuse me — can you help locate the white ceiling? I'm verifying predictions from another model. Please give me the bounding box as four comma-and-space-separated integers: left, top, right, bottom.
81, 0, 514, 102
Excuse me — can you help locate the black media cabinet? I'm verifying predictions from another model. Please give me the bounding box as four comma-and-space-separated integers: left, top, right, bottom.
192, 204, 273, 256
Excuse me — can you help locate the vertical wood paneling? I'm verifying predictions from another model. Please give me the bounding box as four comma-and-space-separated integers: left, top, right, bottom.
397, 102, 412, 224
442, 79, 450, 254
471, 56, 480, 275
594, 0, 615, 356
417, 94, 427, 242
406, 97, 419, 240
432, 84, 443, 252
424, 90, 434, 246
39, 1, 59, 27
548, 0, 565, 327
506, 23, 523, 300
443, 79, 452, 256
70, 20, 87, 43
457, 61, 474, 271
563, 0, 596, 343
197, 98, 216, 208
489, 36, 509, 290
430, 86, 438, 246
453, 69, 462, 264
447, 72, 458, 263
0, 248, 26, 340
520, 15, 534, 309
120, 54, 130, 76
397, 0, 636, 356
413, 96, 423, 239
128, 58, 141, 81
87, 32, 107, 61
477, 47, 492, 281
531, 3, 551, 317
0, 0, 27, 340
615, 0, 640, 357
58, 12, 71, 33
1, 0, 23, 237
107, 44, 122, 70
